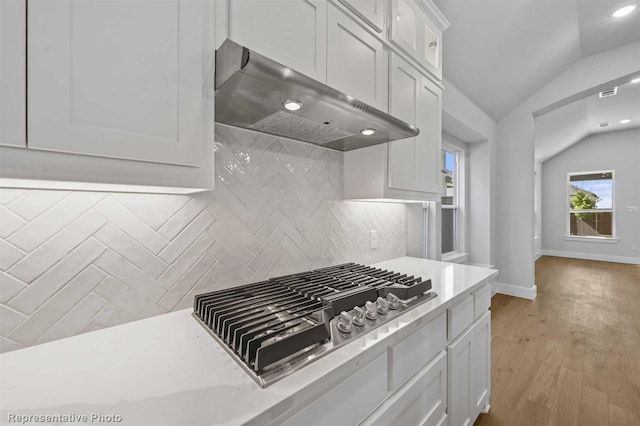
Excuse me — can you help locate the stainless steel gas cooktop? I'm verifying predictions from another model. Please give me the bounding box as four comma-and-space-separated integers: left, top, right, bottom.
193, 262, 437, 387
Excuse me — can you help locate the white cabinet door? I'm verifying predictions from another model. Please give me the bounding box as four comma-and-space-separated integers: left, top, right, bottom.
447, 323, 473, 426
388, 53, 420, 192
0, 0, 26, 148
229, 0, 327, 82
389, 0, 421, 58
415, 72, 441, 193
388, 53, 441, 193
448, 311, 491, 426
28, 0, 213, 166
471, 311, 491, 418
327, 6, 387, 111
337, 0, 385, 33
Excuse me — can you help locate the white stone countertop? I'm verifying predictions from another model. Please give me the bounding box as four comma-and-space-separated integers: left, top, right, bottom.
0, 257, 497, 426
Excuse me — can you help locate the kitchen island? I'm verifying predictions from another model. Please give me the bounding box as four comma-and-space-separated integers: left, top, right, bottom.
0, 257, 497, 426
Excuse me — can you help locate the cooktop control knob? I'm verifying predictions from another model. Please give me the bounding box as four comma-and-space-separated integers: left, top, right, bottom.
364, 301, 378, 320
387, 293, 399, 310
352, 306, 365, 327
336, 311, 353, 333
376, 297, 389, 315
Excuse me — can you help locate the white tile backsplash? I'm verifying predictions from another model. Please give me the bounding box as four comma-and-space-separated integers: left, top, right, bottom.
0, 126, 406, 352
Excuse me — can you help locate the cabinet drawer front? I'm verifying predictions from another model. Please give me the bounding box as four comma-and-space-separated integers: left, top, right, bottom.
388, 313, 446, 390
473, 284, 491, 319
282, 355, 387, 426
364, 351, 447, 426
448, 295, 474, 341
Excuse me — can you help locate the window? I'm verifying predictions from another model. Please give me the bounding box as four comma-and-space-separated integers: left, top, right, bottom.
441, 148, 457, 254
568, 171, 614, 238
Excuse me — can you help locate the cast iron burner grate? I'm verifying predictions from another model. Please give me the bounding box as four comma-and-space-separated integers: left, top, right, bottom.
193, 262, 435, 387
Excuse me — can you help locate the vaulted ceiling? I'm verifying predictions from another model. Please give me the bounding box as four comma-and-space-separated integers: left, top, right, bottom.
435, 0, 640, 121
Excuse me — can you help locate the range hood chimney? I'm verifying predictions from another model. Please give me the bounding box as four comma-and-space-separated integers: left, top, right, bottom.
214, 39, 419, 151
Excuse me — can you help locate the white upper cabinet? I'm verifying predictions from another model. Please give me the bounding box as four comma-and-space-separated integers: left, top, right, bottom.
0, 0, 26, 148
327, 5, 388, 111
343, 53, 441, 201
229, 0, 327, 82
389, 0, 446, 80
28, 0, 213, 166
390, 0, 420, 58
336, 0, 386, 33
388, 54, 441, 194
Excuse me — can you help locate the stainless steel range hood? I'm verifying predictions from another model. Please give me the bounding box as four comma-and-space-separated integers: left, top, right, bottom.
214, 39, 419, 151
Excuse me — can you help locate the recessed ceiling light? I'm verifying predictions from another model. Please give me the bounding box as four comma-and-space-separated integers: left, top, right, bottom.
631, 77, 640, 84
283, 100, 303, 111
612, 5, 636, 18
620, 119, 631, 124
360, 128, 376, 136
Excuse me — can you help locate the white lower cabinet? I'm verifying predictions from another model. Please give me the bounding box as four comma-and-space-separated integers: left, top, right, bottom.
364, 351, 447, 426
280, 355, 388, 426
388, 313, 446, 391
447, 310, 491, 426
272, 286, 492, 426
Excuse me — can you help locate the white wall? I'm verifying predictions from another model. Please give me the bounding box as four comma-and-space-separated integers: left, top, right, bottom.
494, 41, 640, 299
442, 79, 496, 267
541, 129, 640, 264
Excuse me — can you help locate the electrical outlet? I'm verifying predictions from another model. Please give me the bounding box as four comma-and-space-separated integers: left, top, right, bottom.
632, 245, 639, 252
370, 230, 378, 249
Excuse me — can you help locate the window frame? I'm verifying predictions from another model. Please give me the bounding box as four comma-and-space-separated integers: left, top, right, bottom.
441, 141, 466, 260
565, 170, 616, 240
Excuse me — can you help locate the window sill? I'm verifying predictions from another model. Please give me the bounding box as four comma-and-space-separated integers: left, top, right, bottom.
564, 236, 618, 244
441, 252, 469, 264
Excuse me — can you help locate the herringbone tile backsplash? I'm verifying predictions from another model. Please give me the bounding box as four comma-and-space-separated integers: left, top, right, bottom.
0, 125, 406, 353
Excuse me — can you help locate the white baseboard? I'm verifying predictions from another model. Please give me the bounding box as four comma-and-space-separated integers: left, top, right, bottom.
492, 282, 537, 300
541, 250, 640, 265
534, 252, 542, 261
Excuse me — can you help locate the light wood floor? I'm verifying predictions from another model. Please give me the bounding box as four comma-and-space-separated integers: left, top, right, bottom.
475, 256, 640, 426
